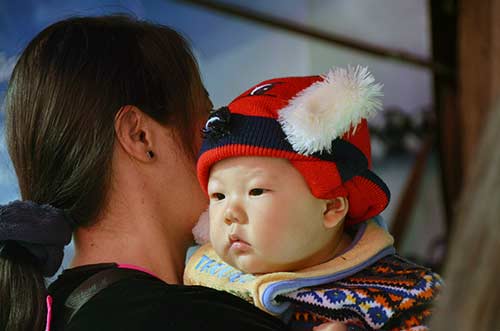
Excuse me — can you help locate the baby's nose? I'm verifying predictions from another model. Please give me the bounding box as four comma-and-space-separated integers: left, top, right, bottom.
223, 202, 246, 225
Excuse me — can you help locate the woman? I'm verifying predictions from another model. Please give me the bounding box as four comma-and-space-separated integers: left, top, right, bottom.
430, 101, 500, 330
0, 15, 287, 331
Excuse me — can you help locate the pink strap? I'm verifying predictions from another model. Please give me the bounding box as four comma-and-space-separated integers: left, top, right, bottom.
117, 263, 159, 278
45, 295, 53, 331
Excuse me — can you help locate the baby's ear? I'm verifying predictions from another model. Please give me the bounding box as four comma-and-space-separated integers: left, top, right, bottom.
323, 197, 349, 229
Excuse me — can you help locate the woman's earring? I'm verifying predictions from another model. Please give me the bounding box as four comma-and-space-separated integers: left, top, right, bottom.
147, 151, 155, 159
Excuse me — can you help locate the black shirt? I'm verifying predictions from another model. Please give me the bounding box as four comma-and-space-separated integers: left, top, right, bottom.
48, 264, 288, 331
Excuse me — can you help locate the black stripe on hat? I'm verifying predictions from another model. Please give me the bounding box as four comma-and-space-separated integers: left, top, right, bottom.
200, 114, 369, 183
311, 139, 368, 183
200, 113, 294, 153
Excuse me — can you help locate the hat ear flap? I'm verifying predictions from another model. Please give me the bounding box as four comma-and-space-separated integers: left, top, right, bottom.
344, 175, 390, 226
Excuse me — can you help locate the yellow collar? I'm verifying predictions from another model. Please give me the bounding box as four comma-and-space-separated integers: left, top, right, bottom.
184, 219, 394, 314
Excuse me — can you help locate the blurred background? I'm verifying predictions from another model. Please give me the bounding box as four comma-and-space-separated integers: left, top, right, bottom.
1, 0, 490, 274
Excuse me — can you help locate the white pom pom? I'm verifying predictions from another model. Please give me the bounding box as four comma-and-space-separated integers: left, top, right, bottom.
192, 209, 210, 245
278, 65, 383, 155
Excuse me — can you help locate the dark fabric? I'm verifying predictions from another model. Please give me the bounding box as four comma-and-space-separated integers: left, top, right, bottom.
0, 200, 73, 276
48, 263, 288, 331
61, 264, 141, 326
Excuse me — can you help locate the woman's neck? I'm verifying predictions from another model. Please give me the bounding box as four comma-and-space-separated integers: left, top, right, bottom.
71, 198, 191, 284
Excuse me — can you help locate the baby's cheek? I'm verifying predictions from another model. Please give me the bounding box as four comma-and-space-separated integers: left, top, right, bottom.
277, 228, 314, 260
209, 220, 224, 248
255, 230, 294, 263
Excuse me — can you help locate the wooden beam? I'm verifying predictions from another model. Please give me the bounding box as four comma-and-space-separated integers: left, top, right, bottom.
458, 0, 500, 169
175, 0, 452, 77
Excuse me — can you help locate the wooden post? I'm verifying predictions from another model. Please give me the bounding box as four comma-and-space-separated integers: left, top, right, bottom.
458, 0, 500, 170
430, 0, 461, 234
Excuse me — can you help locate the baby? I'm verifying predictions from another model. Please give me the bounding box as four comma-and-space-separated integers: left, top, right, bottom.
185, 66, 441, 331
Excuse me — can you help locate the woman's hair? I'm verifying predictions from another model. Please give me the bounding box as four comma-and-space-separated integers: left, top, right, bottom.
0, 243, 47, 330
431, 102, 500, 330
1, 15, 208, 330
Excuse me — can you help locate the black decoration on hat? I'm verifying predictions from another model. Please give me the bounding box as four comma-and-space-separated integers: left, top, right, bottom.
201, 106, 232, 141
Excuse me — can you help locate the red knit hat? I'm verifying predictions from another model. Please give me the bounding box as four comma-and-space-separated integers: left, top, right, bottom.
197, 66, 390, 225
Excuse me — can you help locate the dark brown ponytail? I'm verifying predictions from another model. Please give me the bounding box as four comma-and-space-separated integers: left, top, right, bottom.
2, 14, 209, 331
0, 243, 47, 331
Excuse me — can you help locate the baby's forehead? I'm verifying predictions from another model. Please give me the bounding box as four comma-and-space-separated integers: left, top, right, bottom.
209, 156, 296, 180
210, 156, 293, 175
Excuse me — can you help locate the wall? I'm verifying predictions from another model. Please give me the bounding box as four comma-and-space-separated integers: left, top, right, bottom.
0, 0, 441, 268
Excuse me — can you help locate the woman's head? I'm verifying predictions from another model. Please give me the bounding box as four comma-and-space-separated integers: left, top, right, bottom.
431, 100, 500, 331
5, 14, 209, 227
1, 15, 210, 330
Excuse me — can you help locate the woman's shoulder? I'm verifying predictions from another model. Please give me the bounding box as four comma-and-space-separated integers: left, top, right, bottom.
49, 264, 286, 331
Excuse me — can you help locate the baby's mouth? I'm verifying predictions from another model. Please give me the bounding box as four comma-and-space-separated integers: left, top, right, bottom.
228, 234, 251, 252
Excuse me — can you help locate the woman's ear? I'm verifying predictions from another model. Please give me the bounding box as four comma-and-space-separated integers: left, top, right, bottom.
323, 197, 349, 229
114, 105, 154, 162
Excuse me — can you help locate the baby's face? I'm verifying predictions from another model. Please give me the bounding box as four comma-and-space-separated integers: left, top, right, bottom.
208, 156, 336, 274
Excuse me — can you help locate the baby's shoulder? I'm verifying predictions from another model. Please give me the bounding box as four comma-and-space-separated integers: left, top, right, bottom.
281, 255, 442, 329
354, 254, 442, 286
285, 254, 442, 313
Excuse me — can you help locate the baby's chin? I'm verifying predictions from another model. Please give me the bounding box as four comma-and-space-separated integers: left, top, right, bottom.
215, 245, 300, 274
225, 254, 291, 275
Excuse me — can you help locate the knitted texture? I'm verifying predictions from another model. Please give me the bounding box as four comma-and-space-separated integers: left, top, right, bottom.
277, 255, 442, 331
198, 73, 390, 224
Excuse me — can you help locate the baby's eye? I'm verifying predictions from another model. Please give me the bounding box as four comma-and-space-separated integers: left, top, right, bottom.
211, 193, 226, 200
249, 188, 266, 196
